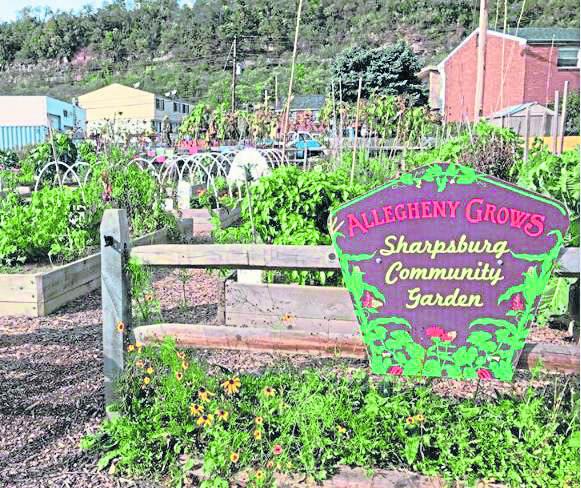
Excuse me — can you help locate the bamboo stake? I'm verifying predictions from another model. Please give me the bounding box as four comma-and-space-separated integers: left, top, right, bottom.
281, 0, 304, 158
558, 80, 569, 154
474, 0, 488, 120
331, 81, 338, 167
523, 106, 530, 163
350, 76, 363, 186
339, 78, 344, 165
552, 90, 559, 154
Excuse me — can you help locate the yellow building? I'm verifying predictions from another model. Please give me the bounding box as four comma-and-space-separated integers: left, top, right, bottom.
78, 83, 191, 138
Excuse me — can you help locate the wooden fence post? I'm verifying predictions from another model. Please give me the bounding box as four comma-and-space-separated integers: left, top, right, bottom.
100, 209, 131, 410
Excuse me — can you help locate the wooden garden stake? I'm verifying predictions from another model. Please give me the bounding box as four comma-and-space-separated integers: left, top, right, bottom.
350, 76, 363, 186
100, 209, 131, 410
523, 106, 530, 163
559, 80, 569, 155
281, 0, 304, 156
552, 90, 559, 154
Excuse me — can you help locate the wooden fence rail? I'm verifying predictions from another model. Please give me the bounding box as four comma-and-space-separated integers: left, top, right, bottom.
100, 209, 581, 407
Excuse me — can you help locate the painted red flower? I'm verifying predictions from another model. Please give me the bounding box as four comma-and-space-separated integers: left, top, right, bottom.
388, 365, 403, 376
426, 326, 445, 339
511, 294, 525, 311
361, 291, 373, 308
477, 368, 493, 380
272, 444, 283, 456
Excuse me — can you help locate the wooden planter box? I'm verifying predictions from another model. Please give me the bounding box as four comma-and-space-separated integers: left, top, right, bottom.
180, 207, 241, 234
225, 281, 358, 335
0, 229, 167, 317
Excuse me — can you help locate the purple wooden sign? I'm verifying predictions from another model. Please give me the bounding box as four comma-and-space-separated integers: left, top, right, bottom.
329, 163, 569, 381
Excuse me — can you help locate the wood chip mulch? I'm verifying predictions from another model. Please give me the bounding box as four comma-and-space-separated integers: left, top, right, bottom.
0, 268, 575, 487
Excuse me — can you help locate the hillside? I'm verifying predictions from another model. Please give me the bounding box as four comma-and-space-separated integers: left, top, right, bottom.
0, 0, 578, 106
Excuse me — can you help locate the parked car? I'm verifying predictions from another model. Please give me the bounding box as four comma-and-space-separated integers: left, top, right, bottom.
286, 131, 327, 160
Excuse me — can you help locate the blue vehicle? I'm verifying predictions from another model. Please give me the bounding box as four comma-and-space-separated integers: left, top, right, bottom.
287, 131, 327, 160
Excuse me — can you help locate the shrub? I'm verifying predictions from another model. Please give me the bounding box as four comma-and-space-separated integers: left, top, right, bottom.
82, 338, 580, 488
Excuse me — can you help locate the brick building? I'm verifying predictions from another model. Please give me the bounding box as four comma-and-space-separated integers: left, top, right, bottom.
430, 27, 579, 122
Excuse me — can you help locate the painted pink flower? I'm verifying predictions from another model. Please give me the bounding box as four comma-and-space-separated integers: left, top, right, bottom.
272, 444, 283, 456
388, 365, 403, 376
361, 291, 373, 308
477, 368, 493, 380
440, 331, 457, 342
426, 326, 445, 339
511, 294, 525, 311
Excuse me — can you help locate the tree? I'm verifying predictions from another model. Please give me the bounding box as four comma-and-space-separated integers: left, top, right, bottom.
332, 42, 426, 104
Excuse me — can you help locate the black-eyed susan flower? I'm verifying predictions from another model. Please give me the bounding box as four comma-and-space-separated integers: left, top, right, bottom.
136, 341, 143, 353
116, 321, 125, 333
127, 344, 135, 352
267, 460, 274, 469
144, 293, 154, 302
230, 452, 239, 463
181, 361, 189, 370
415, 414, 425, 423
177, 351, 186, 360
146, 367, 154, 375
190, 403, 204, 416
198, 387, 214, 402
405, 416, 415, 425
262, 386, 275, 397
143, 376, 151, 385
216, 409, 229, 421
175, 371, 183, 381
255, 416, 263, 425
222, 377, 241, 394
255, 470, 264, 480
196, 414, 214, 427
337, 425, 347, 434
253, 429, 262, 440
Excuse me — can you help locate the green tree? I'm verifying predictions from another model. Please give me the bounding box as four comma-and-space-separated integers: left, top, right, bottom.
332, 42, 426, 103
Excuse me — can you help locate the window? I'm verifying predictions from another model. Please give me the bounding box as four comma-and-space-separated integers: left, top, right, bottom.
156, 98, 165, 110
173, 102, 179, 112
557, 47, 579, 67
63, 110, 69, 118
182, 104, 188, 114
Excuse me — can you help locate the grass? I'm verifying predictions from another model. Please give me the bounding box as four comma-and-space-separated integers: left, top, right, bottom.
81, 338, 580, 488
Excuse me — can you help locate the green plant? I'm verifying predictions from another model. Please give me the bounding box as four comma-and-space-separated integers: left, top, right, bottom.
0, 149, 18, 170
82, 337, 580, 487
127, 257, 161, 324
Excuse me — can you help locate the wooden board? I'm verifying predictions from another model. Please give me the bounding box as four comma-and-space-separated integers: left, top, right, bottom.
131, 244, 340, 269
225, 282, 357, 334
131, 244, 578, 276
133, 323, 580, 374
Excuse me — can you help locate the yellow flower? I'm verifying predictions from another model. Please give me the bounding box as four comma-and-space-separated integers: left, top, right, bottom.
177, 351, 186, 360
196, 414, 214, 427
175, 371, 183, 381
255, 416, 263, 425
266, 460, 274, 469
255, 470, 264, 480
337, 425, 347, 434
198, 387, 215, 402
190, 403, 204, 416
405, 416, 415, 425
230, 452, 239, 463
415, 414, 425, 423
262, 386, 275, 397
146, 367, 154, 375
135, 359, 145, 369
144, 293, 154, 302
253, 429, 262, 440
135, 341, 143, 352
221, 377, 241, 395
181, 361, 189, 370
216, 409, 229, 421
116, 321, 125, 333
143, 376, 151, 385
127, 344, 135, 352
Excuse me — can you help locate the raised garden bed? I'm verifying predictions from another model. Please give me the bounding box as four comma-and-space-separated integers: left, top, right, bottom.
0, 228, 168, 317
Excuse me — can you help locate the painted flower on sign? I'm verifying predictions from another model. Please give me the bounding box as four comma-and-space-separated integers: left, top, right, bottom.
388, 365, 403, 376
511, 294, 525, 311
477, 368, 493, 380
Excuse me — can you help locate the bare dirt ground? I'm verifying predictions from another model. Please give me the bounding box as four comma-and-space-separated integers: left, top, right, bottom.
0, 268, 573, 487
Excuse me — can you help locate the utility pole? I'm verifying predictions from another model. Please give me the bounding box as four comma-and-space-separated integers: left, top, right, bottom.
474, 0, 488, 120
231, 36, 237, 111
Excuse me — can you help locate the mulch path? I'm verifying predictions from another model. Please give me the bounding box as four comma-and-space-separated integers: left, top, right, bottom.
0, 268, 574, 487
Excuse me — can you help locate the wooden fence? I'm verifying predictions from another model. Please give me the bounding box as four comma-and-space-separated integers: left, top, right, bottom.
100, 209, 581, 406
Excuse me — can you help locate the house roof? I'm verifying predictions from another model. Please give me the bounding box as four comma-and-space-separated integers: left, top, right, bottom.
499, 27, 579, 44
487, 102, 555, 118
277, 95, 326, 111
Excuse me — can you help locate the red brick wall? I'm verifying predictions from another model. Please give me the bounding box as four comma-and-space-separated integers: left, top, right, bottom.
523, 45, 580, 104
443, 32, 527, 122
